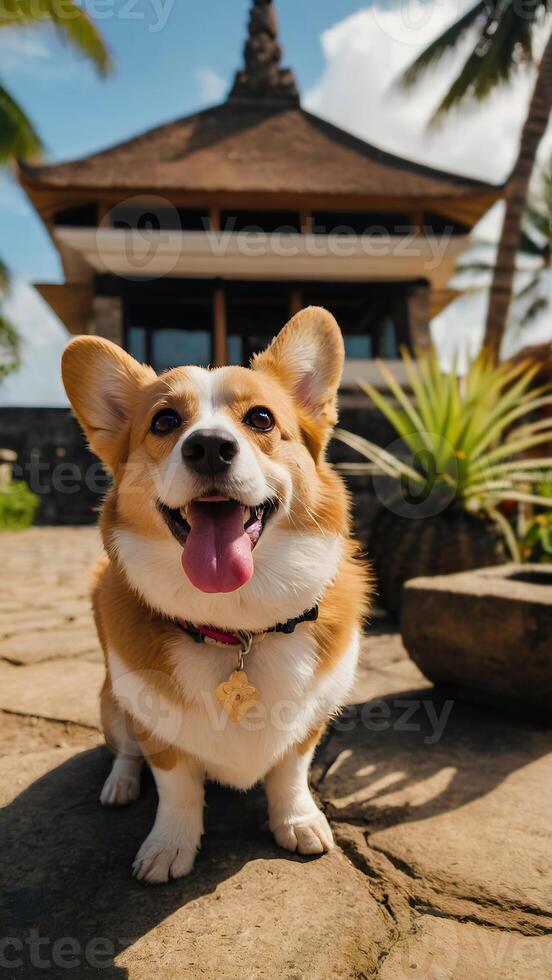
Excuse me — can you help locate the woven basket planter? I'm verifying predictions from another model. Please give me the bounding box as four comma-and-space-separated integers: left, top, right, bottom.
364, 505, 507, 615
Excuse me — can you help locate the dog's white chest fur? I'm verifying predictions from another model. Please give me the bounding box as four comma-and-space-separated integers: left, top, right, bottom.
108, 627, 359, 789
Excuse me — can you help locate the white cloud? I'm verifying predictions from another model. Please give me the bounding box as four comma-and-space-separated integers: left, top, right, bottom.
196, 66, 228, 104
0, 30, 49, 61
305, 2, 552, 182
0, 280, 69, 408
0, 24, 81, 79
305, 2, 552, 357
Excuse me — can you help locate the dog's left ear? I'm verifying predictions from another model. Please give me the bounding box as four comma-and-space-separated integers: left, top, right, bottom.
253, 307, 344, 435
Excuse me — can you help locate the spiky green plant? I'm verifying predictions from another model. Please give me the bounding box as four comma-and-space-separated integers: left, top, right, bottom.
335, 349, 552, 560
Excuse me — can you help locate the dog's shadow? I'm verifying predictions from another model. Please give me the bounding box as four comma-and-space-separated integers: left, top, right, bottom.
313, 686, 551, 830
0, 748, 296, 979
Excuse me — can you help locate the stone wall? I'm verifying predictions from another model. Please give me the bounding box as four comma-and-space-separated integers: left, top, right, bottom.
0, 398, 394, 526
0, 408, 107, 525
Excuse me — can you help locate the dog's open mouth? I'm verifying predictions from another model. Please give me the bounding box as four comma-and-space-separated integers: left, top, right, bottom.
157, 496, 278, 595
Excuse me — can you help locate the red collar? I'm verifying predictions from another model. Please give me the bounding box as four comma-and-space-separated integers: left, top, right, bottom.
176, 606, 319, 650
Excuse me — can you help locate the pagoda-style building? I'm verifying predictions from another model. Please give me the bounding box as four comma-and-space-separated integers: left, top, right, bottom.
19, 0, 501, 378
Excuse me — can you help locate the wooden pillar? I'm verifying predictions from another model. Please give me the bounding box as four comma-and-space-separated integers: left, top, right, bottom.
89, 295, 124, 347
290, 289, 303, 317
406, 282, 431, 352
213, 285, 228, 366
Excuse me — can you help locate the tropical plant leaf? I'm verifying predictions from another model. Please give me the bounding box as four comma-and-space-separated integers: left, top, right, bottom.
0, 310, 20, 379
339, 346, 552, 559
488, 506, 521, 561
0, 257, 9, 293
0, 80, 42, 162
400, 1, 487, 87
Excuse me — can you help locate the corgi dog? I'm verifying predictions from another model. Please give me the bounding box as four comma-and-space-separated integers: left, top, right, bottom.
62, 306, 368, 884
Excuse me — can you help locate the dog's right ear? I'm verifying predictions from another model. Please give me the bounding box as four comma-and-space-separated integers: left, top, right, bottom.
62, 336, 155, 471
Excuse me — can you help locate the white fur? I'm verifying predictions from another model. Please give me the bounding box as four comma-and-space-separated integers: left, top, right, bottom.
152, 366, 292, 513
265, 749, 334, 855
133, 755, 205, 883
112, 527, 343, 633
108, 628, 359, 791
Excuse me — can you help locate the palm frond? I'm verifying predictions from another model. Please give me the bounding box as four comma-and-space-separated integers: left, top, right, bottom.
0, 310, 20, 380
400, 1, 487, 87
431, 2, 537, 119
0, 258, 9, 293
0, 79, 42, 162
0, 0, 111, 75
401, 0, 550, 120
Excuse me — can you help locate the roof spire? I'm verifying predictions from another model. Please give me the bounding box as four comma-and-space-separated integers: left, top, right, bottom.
229, 0, 299, 104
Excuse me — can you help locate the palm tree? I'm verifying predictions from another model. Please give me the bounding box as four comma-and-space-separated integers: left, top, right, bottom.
402, 1, 552, 362
0, 1, 110, 377
455, 160, 552, 343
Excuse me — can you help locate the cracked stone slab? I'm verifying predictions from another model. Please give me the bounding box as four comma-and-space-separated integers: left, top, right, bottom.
353, 628, 427, 705
316, 691, 552, 936
1, 626, 100, 665
0, 747, 393, 979
0, 658, 103, 728
379, 914, 552, 980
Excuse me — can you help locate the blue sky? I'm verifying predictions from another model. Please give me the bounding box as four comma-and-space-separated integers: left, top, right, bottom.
0, 1, 550, 404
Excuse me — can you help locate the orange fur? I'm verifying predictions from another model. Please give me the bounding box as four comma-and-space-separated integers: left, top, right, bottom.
62, 306, 369, 876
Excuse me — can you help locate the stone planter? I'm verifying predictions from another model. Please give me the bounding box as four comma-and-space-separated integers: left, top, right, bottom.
401, 564, 552, 719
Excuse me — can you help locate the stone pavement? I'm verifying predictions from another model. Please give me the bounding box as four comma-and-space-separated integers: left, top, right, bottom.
0, 528, 551, 979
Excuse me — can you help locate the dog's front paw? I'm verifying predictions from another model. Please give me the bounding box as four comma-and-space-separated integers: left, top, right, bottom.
272, 810, 334, 855
132, 833, 197, 884
100, 765, 141, 807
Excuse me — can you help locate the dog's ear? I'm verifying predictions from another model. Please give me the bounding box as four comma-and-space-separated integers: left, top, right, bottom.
62, 336, 155, 471
253, 307, 344, 446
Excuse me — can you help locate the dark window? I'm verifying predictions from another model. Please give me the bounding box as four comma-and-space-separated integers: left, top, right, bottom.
126, 284, 214, 371
225, 282, 290, 364
111, 206, 209, 233
54, 203, 97, 227
302, 282, 407, 359
220, 210, 301, 234
423, 212, 470, 236
312, 212, 412, 236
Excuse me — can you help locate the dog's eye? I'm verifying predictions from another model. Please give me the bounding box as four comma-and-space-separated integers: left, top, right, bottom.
151, 409, 182, 436
244, 407, 275, 433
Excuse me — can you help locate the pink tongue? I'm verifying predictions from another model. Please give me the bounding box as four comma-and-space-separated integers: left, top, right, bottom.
182, 501, 254, 593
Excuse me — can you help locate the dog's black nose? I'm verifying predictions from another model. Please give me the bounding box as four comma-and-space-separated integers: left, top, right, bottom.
181, 429, 239, 475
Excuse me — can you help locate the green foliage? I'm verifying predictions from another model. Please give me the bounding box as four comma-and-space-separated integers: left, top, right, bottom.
0, 479, 39, 529
0, 0, 111, 164
401, 0, 552, 120
521, 481, 552, 562
334, 348, 552, 560
0, 261, 19, 381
